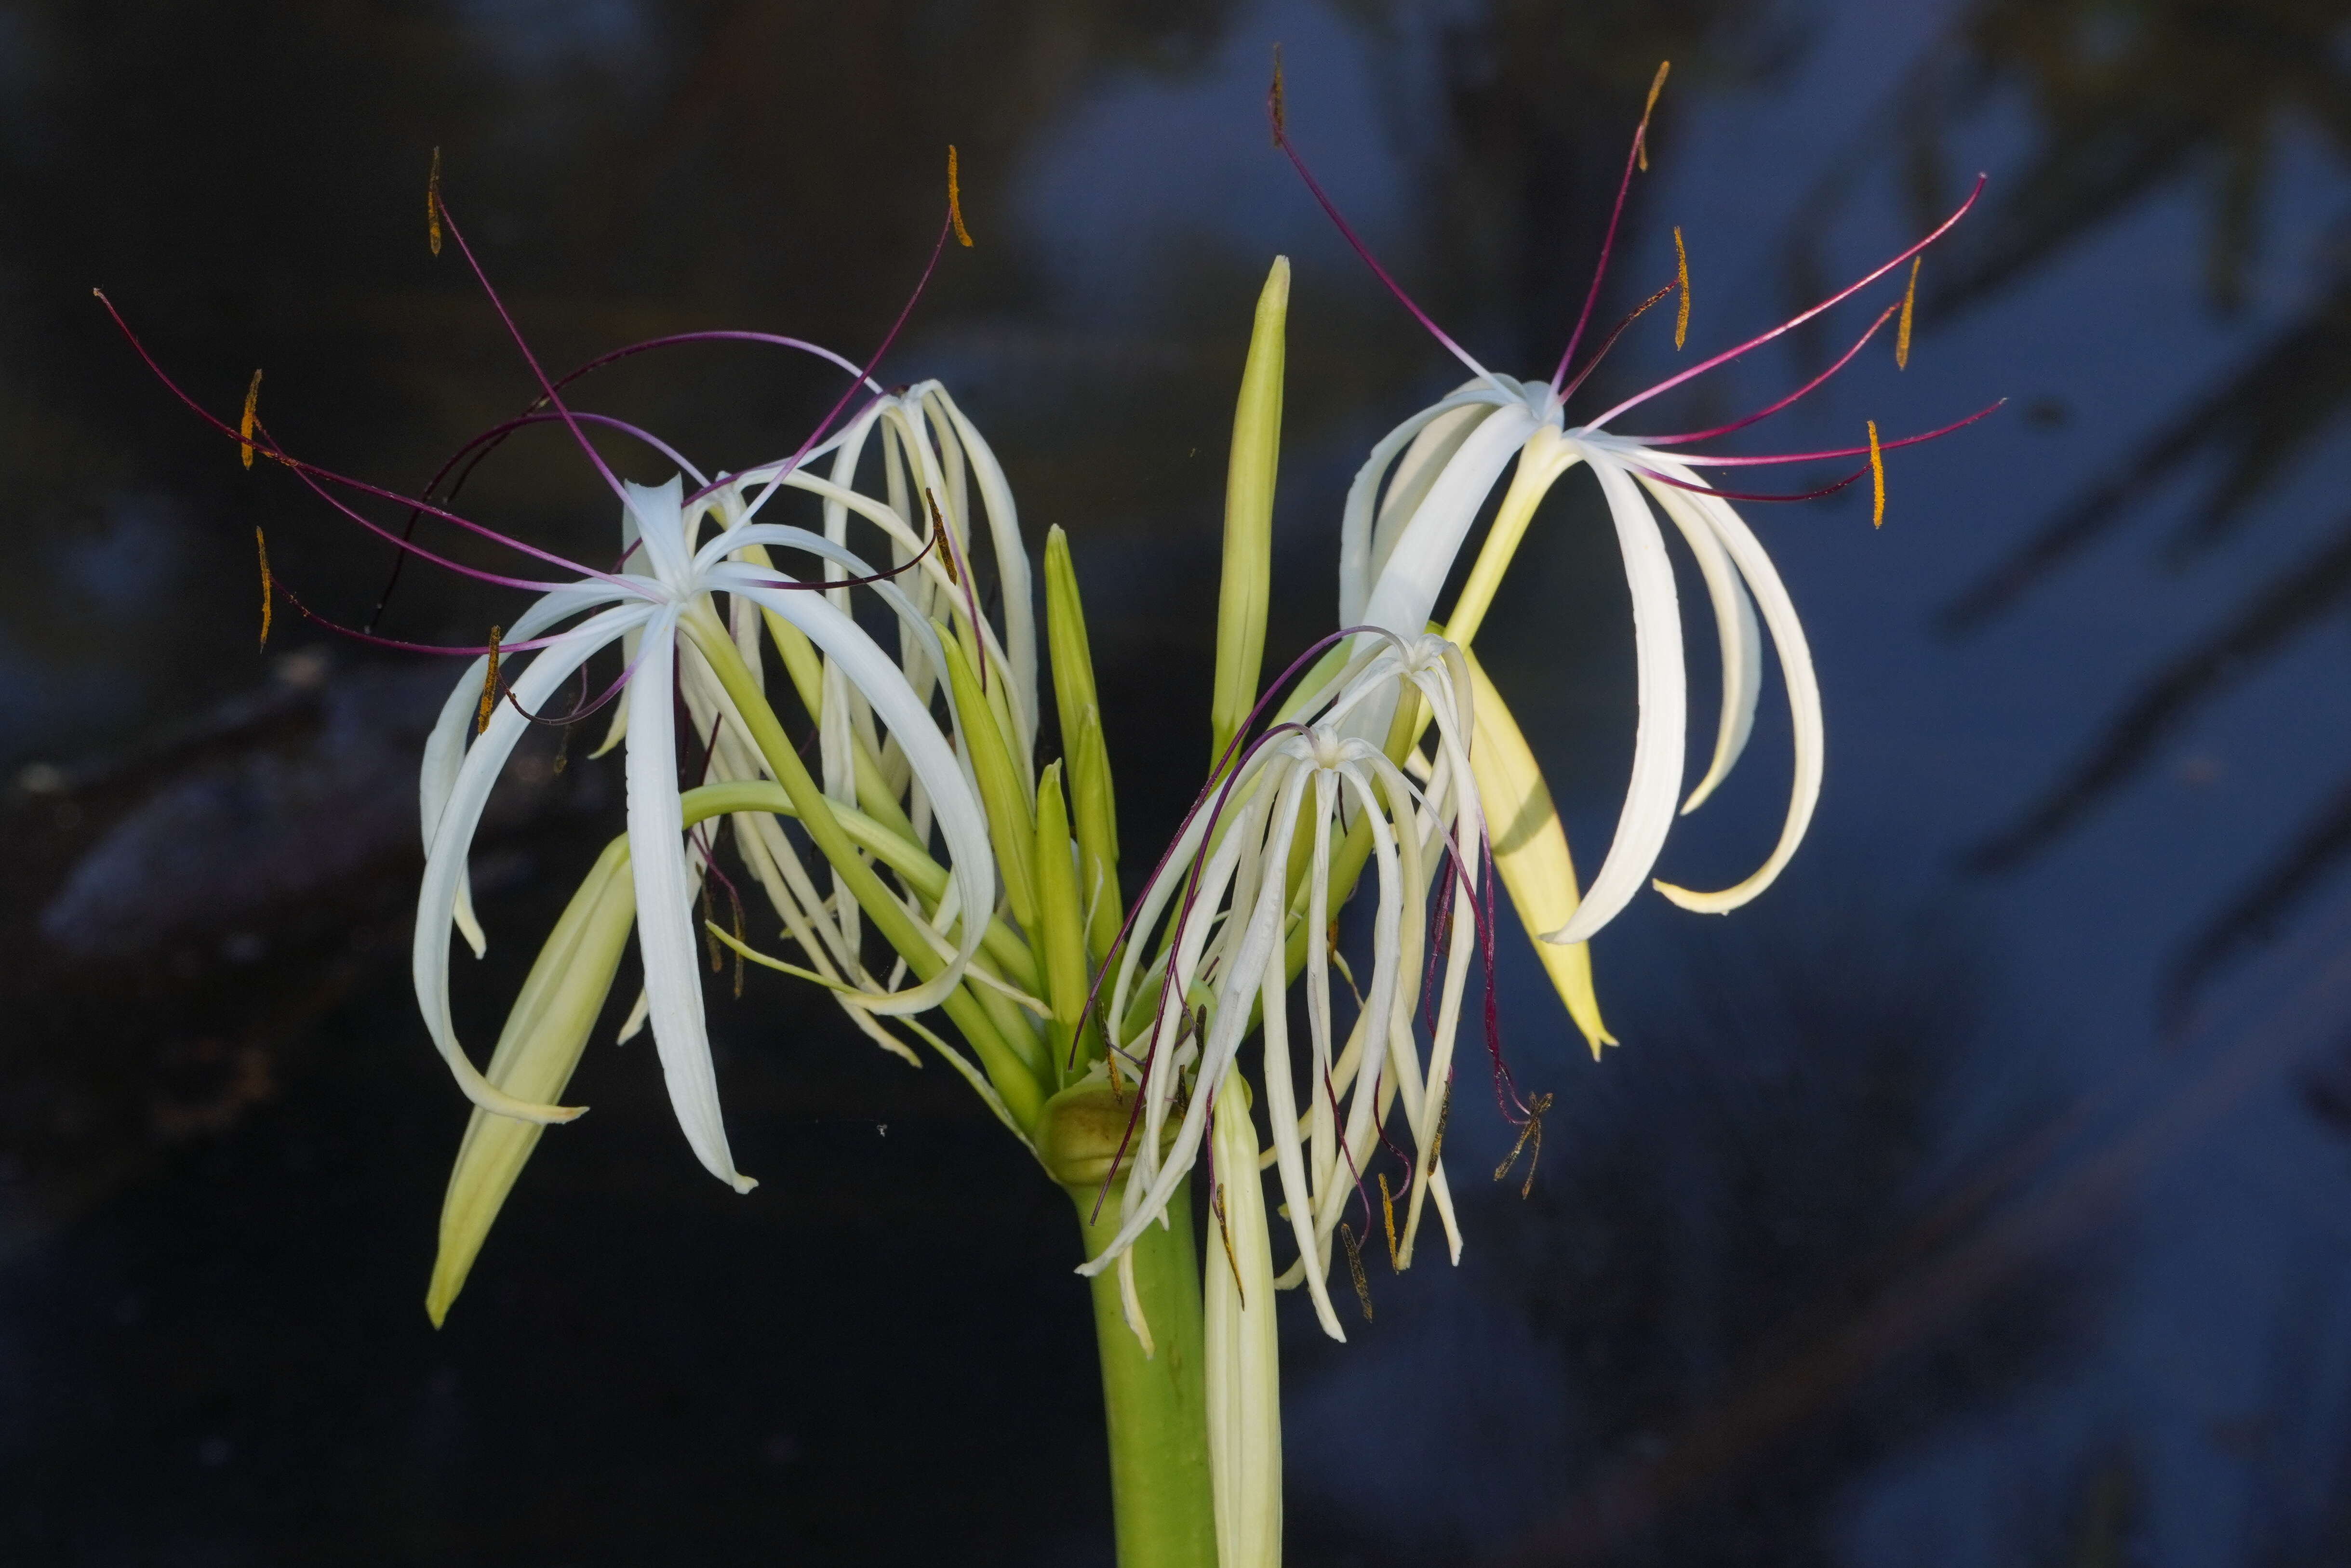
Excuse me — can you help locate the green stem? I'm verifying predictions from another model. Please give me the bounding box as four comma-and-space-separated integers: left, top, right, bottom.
1072, 1182, 1217, 1568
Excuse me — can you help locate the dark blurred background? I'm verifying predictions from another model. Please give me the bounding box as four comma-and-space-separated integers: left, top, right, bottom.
5, 0, 2351, 1563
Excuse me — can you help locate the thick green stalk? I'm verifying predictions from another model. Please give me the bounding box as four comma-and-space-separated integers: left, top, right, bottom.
1072, 1182, 1216, 1568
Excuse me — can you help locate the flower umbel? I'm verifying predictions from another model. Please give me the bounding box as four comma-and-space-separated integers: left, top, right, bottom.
107, 103, 1992, 1567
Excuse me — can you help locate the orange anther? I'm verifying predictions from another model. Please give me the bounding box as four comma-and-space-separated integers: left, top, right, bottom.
946, 145, 973, 248
1868, 420, 1886, 528
239, 369, 262, 470
254, 527, 273, 650
427, 147, 443, 256
1896, 256, 1920, 369
1636, 60, 1670, 171
1673, 226, 1690, 349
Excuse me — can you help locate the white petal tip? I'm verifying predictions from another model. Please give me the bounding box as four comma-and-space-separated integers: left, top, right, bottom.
729, 1173, 759, 1195
1677, 779, 1723, 817
1651, 878, 1741, 914
1539, 916, 1598, 947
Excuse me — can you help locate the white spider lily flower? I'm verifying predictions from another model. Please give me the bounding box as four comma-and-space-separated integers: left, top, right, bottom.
1279, 98, 1992, 953
414, 474, 997, 1191
1077, 632, 1484, 1342
1344, 384, 1811, 946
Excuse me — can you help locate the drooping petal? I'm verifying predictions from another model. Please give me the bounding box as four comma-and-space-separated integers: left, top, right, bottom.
1637, 452, 1823, 914
1460, 649, 1614, 1054
422, 581, 623, 957
1540, 449, 1687, 946
1630, 465, 1761, 815
415, 602, 652, 1123
1083, 764, 1310, 1275
718, 576, 994, 1015
1258, 881, 1345, 1339
623, 609, 756, 1193
929, 385, 1040, 752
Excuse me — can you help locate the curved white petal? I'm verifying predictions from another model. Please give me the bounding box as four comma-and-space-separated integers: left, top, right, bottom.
415, 602, 653, 1124
1339, 385, 1514, 625
1540, 450, 1686, 947
930, 385, 1039, 750
1637, 452, 1823, 914
421, 581, 630, 959
624, 612, 756, 1193
1632, 468, 1762, 815
721, 580, 994, 1014
1358, 403, 1543, 641
1083, 765, 1310, 1276
1368, 401, 1487, 592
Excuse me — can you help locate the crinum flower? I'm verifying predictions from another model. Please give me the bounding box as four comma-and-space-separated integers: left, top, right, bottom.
97, 183, 1004, 1209
1080, 629, 1491, 1333
1275, 61, 1998, 962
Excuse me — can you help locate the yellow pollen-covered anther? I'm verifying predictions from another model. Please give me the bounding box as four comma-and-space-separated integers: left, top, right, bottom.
1868, 419, 1886, 528
254, 526, 272, 650
1637, 60, 1670, 171
1673, 226, 1690, 349
477, 625, 502, 735
1896, 256, 1920, 369
427, 147, 442, 256
239, 369, 263, 469
946, 146, 973, 248
1378, 1172, 1401, 1270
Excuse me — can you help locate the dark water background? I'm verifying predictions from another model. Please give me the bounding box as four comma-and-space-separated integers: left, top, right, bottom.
5, 0, 2351, 1563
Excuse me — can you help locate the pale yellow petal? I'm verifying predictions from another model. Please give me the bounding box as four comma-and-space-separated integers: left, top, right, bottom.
427, 839, 636, 1326
1462, 649, 1616, 1056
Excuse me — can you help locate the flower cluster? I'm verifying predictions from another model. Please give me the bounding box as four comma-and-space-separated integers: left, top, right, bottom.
108, 83, 1988, 1564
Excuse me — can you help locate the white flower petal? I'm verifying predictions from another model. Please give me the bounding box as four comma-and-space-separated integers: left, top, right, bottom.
421, 582, 623, 958
1358, 403, 1543, 641
623, 613, 756, 1193
415, 602, 652, 1124
623, 476, 692, 585
1638, 453, 1823, 914
929, 385, 1039, 751
1368, 401, 1488, 591
1339, 385, 1514, 625
1633, 469, 1761, 816
720, 579, 994, 1015
1540, 450, 1686, 947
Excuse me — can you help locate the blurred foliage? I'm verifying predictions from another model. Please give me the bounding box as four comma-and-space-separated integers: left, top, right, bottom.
1787, 0, 2351, 1011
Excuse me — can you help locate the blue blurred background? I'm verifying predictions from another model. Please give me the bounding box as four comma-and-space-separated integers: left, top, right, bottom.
4, 0, 2350, 1562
